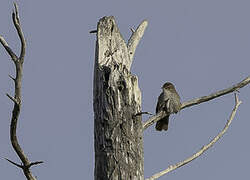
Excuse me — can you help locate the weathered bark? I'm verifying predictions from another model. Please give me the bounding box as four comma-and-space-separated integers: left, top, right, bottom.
93, 16, 147, 180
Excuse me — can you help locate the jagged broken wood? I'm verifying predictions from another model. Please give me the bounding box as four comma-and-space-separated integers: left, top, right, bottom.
143, 76, 250, 130
93, 16, 147, 180
0, 3, 42, 180
145, 93, 242, 180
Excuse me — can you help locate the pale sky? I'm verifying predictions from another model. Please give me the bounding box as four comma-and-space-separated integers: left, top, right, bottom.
0, 0, 249, 179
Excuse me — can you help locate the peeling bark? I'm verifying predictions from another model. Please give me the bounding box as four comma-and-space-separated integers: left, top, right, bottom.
93, 16, 147, 180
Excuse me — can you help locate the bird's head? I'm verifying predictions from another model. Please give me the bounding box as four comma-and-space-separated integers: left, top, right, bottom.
161, 82, 175, 90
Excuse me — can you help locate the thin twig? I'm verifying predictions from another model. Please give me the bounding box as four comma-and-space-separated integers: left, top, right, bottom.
4, 158, 23, 168
146, 93, 242, 180
130, 27, 135, 33
4, 157, 43, 170
89, 30, 97, 34
8, 74, 16, 81
143, 77, 250, 130
28, 161, 44, 168
133, 111, 153, 118
6, 93, 18, 104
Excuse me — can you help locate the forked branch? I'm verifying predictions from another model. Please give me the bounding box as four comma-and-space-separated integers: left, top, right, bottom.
12, 2, 26, 62
146, 93, 242, 180
143, 76, 249, 130
0, 3, 42, 180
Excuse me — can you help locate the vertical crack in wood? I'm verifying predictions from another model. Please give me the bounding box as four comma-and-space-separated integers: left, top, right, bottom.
93, 16, 146, 180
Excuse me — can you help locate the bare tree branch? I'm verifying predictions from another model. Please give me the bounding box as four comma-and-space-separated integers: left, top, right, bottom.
89, 29, 97, 33
3, 157, 44, 170
181, 77, 249, 109
12, 2, 26, 62
8, 74, 16, 81
0, 3, 41, 180
130, 27, 135, 33
143, 76, 250, 130
146, 93, 242, 180
143, 111, 165, 130
6, 93, 18, 104
4, 158, 23, 168
0, 3, 26, 63
127, 19, 148, 63
27, 161, 44, 168
133, 111, 153, 118
0, 36, 18, 61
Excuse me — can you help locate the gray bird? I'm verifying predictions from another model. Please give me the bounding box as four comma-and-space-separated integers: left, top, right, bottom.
155, 82, 181, 131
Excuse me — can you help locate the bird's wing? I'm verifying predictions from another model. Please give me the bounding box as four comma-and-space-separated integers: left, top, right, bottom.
156, 92, 165, 113
172, 90, 181, 113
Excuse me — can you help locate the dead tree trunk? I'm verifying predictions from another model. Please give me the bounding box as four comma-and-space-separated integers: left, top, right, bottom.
93, 16, 147, 180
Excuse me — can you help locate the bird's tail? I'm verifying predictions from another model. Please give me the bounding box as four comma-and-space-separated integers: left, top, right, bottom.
155, 115, 169, 131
